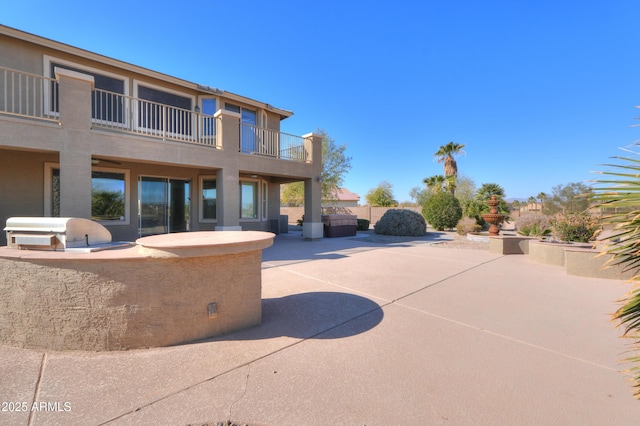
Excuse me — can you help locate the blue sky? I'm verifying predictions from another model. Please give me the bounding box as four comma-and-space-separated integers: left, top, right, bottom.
3, 1, 638, 202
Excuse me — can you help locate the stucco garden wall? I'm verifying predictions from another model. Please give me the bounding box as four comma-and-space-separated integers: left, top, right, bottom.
281, 206, 422, 227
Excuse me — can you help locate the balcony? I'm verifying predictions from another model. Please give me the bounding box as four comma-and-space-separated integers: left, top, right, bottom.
0, 66, 58, 122
91, 88, 219, 147
0, 66, 309, 162
240, 122, 309, 162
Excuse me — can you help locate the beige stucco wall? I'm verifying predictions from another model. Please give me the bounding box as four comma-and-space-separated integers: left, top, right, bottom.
528, 241, 568, 267
564, 249, 637, 280
0, 144, 287, 244
0, 248, 263, 351
489, 236, 534, 255
0, 150, 57, 246
280, 206, 423, 226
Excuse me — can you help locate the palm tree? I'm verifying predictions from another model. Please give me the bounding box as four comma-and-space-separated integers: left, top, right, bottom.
527, 196, 537, 212
476, 183, 505, 201
423, 175, 446, 194
537, 192, 547, 214
592, 154, 640, 397
434, 142, 465, 195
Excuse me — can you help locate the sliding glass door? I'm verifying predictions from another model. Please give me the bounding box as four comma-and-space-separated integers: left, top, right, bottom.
138, 176, 190, 236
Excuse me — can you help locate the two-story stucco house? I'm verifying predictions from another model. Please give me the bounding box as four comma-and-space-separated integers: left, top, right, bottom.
0, 25, 324, 245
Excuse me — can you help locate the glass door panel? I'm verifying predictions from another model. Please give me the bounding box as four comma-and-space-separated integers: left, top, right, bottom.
170, 179, 190, 233
139, 177, 168, 236
240, 109, 257, 153
139, 177, 191, 236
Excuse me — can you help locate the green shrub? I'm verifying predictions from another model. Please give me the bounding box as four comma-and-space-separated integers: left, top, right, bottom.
374, 209, 426, 236
357, 218, 370, 231
550, 213, 599, 242
456, 217, 482, 235
423, 192, 462, 231
516, 214, 551, 237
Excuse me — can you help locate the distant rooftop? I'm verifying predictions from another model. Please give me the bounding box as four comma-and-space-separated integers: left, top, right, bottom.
328, 188, 360, 202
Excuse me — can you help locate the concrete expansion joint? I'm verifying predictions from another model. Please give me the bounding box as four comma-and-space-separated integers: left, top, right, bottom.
391, 256, 504, 306
28, 353, 48, 426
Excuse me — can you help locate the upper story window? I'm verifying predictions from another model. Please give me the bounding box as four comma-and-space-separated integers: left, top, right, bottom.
134, 82, 194, 136
224, 103, 240, 114
226, 103, 257, 153
202, 98, 217, 115
138, 85, 191, 109
200, 98, 217, 138
44, 55, 127, 122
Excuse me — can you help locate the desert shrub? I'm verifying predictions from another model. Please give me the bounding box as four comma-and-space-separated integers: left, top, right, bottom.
423, 192, 463, 231
456, 217, 482, 235
374, 209, 426, 236
550, 213, 599, 242
357, 218, 370, 231
516, 214, 551, 237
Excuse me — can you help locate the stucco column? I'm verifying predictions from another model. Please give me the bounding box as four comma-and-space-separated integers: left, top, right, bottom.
215, 166, 241, 231
56, 68, 94, 219
214, 108, 241, 152
302, 132, 324, 239
267, 181, 280, 216
214, 109, 242, 231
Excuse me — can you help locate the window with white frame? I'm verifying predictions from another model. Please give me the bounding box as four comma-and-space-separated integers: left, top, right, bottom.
240, 181, 258, 220
133, 81, 194, 136
262, 182, 268, 220
91, 170, 127, 222
44, 55, 128, 123
226, 103, 258, 153
44, 163, 130, 224
200, 98, 217, 139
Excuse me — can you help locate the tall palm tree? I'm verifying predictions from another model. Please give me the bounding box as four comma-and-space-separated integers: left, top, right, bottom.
434, 142, 465, 195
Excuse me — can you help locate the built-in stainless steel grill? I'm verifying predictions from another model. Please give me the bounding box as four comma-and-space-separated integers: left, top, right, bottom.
4, 217, 132, 252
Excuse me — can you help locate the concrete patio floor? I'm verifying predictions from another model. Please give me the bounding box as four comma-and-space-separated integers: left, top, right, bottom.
3, 230, 640, 425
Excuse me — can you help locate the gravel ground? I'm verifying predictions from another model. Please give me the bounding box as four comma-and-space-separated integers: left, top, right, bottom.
430, 237, 489, 250
354, 232, 489, 250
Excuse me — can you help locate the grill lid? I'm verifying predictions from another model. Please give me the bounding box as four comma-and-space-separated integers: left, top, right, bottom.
5, 217, 117, 251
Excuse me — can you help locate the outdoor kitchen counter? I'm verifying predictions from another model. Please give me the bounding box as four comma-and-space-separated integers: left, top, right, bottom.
0, 231, 275, 351
136, 231, 274, 258
0, 231, 274, 259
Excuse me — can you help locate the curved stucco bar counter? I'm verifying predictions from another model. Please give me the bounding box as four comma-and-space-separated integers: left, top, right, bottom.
0, 231, 274, 351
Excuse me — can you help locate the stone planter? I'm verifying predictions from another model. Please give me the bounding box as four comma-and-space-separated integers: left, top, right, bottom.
488, 235, 535, 255
564, 247, 639, 280
529, 240, 593, 267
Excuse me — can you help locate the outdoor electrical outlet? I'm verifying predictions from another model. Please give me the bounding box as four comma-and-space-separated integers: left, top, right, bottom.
208, 302, 218, 318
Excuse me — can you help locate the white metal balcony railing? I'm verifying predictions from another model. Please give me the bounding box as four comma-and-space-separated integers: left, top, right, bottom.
240, 123, 308, 162
91, 89, 219, 147
0, 67, 309, 162
0, 66, 58, 121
